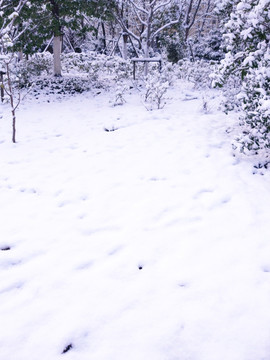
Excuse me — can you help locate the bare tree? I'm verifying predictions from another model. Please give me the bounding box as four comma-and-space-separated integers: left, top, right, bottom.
183, 0, 218, 40
0, 0, 28, 143
1, 56, 22, 143
196, 0, 217, 39
114, 0, 182, 58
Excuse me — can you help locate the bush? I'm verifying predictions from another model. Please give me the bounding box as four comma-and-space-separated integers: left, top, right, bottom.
167, 42, 184, 63
11, 52, 133, 94
214, 0, 270, 160
177, 59, 218, 89
143, 74, 169, 110
189, 30, 224, 62
30, 76, 92, 97
61, 52, 132, 84
17, 52, 53, 87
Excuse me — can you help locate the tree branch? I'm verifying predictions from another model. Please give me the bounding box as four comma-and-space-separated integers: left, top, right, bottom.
153, 0, 173, 13
132, 5, 147, 26
128, 0, 148, 15
113, 12, 141, 44
151, 17, 180, 39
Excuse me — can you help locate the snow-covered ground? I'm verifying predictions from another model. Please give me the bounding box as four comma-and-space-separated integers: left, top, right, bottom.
1, 80, 270, 360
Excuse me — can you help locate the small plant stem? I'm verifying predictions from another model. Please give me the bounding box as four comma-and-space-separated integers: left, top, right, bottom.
4, 58, 20, 143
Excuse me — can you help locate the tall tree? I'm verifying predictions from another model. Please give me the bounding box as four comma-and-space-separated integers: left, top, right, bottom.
111, 0, 182, 73
110, 0, 216, 62
11, 0, 105, 76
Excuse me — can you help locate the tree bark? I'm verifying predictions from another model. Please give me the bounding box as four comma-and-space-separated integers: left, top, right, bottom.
53, 35, 62, 76
123, 32, 128, 60
5, 60, 18, 143
101, 21, 107, 52
49, 0, 62, 76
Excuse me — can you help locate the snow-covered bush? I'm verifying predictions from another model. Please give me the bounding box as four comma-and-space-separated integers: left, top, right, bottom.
112, 81, 127, 106
2, 53, 53, 90
0, 53, 26, 97
178, 59, 218, 89
31, 76, 92, 97
161, 62, 177, 86
10, 52, 133, 93
212, 71, 242, 114
167, 41, 185, 63
17, 53, 53, 87
143, 74, 169, 110
61, 52, 132, 85
214, 0, 270, 159
189, 30, 224, 62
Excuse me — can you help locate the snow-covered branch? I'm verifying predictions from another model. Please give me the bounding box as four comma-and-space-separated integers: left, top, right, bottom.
132, 6, 148, 26
153, 0, 175, 13
151, 16, 180, 39
114, 11, 142, 44
149, 0, 159, 7
128, 0, 148, 15
0, 0, 28, 49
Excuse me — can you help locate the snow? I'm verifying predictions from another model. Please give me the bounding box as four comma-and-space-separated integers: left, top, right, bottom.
1, 80, 270, 360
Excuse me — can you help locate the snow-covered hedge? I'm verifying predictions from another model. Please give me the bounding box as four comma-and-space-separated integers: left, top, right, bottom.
214, 0, 270, 160
188, 30, 224, 62
177, 59, 218, 89
32, 76, 92, 96
16, 52, 132, 91
17, 53, 53, 87
61, 52, 132, 82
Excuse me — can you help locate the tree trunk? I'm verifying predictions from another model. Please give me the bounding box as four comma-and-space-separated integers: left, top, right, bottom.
144, 33, 151, 76
49, 0, 62, 76
53, 35, 62, 76
123, 33, 128, 60
6, 60, 17, 143
144, 4, 154, 77
144, 44, 149, 76
12, 107, 16, 143
101, 21, 107, 52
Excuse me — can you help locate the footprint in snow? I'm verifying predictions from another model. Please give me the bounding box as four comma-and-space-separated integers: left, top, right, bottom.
58, 200, 71, 208
80, 195, 88, 201
76, 260, 94, 270
209, 196, 231, 209
178, 283, 188, 288
19, 187, 37, 194
108, 246, 124, 256
193, 188, 214, 199
0, 259, 22, 269
262, 266, 270, 273
0, 282, 24, 295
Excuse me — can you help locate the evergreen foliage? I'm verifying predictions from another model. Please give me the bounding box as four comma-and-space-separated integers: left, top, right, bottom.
190, 30, 224, 61
11, 1, 101, 54
215, 0, 270, 158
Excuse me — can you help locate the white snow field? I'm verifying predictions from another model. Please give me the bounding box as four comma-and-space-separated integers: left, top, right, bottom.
1, 81, 270, 360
